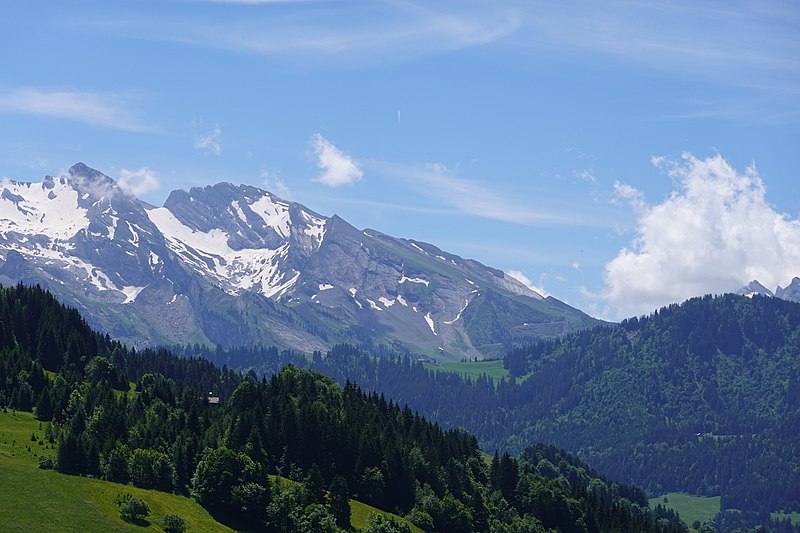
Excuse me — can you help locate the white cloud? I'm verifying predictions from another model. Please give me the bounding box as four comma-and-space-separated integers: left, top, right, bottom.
506, 270, 550, 298
611, 181, 647, 213
82, 3, 521, 67
602, 153, 800, 319
370, 160, 614, 227
575, 168, 596, 184
0, 87, 151, 132
117, 167, 161, 197
194, 124, 222, 155
516, 2, 800, 118
261, 169, 291, 199
310, 133, 362, 187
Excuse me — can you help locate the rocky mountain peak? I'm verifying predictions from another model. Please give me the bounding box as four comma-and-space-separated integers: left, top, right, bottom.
776, 277, 800, 303
68, 162, 120, 201
736, 280, 774, 298
0, 163, 602, 358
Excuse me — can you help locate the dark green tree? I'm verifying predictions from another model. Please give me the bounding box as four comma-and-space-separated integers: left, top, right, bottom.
327, 475, 351, 529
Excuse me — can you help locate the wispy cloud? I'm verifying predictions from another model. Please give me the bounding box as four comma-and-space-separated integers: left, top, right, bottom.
516, 1, 800, 118
310, 133, 362, 187
507, 270, 550, 297
370, 160, 613, 227
79, 2, 521, 66
601, 153, 800, 319
0, 87, 152, 132
194, 124, 222, 155
261, 169, 291, 199
118, 167, 161, 197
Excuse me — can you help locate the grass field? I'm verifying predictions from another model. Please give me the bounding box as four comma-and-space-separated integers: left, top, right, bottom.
425, 358, 509, 381
350, 499, 424, 533
649, 492, 720, 527
772, 511, 800, 526
1, 410, 422, 532
0, 410, 233, 532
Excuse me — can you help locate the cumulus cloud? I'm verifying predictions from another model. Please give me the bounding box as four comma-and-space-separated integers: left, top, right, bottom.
310, 133, 363, 187
194, 124, 222, 155
602, 153, 800, 319
117, 167, 161, 197
506, 270, 550, 298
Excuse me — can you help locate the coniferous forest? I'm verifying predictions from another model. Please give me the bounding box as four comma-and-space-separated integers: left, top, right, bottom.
0, 283, 689, 532
172, 294, 800, 531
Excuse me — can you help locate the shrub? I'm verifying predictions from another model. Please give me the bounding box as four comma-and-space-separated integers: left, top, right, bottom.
162, 514, 186, 533
115, 492, 150, 522
38, 455, 56, 470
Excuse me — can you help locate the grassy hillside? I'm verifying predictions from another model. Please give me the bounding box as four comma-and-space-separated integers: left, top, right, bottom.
0, 410, 233, 532
1, 410, 422, 532
649, 492, 720, 528
425, 358, 509, 381
350, 499, 424, 533
269, 475, 422, 532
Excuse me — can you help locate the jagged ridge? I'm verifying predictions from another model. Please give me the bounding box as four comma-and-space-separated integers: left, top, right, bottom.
0, 163, 601, 358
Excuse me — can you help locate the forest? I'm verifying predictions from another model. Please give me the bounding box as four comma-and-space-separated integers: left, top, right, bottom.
0, 283, 689, 532
172, 294, 800, 531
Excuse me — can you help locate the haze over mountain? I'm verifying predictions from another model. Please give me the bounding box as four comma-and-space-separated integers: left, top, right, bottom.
0, 163, 599, 358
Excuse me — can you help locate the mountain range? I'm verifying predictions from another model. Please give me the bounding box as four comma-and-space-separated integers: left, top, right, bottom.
737, 278, 800, 301
0, 163, 599, 359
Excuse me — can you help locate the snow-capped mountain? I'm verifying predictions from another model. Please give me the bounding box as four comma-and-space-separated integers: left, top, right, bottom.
736, 278, 800, 304
736, 280, 774, 298
0, 163, 600, 359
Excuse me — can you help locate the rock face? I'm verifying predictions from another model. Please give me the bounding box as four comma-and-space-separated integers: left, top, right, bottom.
776, 277, 800, 303
0, 163, 601, 359
736, 278, 800, 305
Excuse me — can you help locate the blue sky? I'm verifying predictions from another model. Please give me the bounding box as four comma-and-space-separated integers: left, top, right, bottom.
1, 0, 798, 320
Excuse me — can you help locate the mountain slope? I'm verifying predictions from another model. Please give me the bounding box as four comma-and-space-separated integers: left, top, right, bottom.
206, 296, 800, 530
0, 284, 686, 533
0, 163, 600, 358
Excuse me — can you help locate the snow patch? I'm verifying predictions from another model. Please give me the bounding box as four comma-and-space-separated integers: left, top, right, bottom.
231, 200, 248, 223
126, 221, 140, 247
147, 206, 299, 297
366, 299, 382, 311
396, 294, 408, 307
378, 296, 395, 307
424, 312, 437, 336
399, 275, 429, 286
444, 297, 471, 324
120, 285, 145, 304
319, 283, 334, 291
348, 287, 358, 296
249, 194, 291, 238
0, 176, 89, 240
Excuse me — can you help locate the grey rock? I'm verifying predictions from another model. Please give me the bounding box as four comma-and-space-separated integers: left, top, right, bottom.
0, 163, 603, 359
